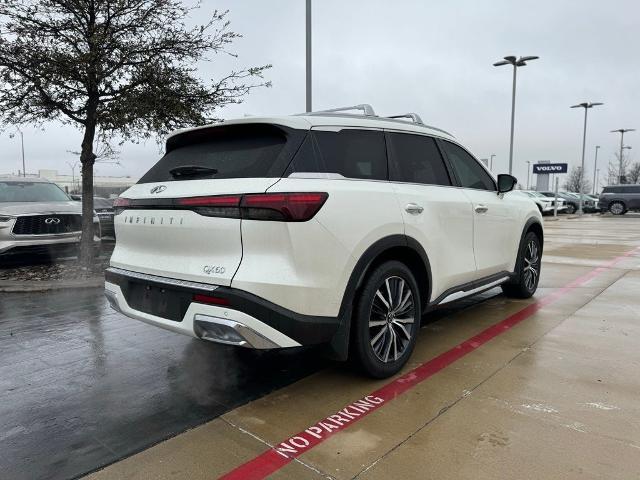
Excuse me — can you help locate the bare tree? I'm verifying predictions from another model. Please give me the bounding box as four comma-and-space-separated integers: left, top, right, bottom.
628, 162, 640, 184
0, 0, 270, 265
607, 152, 631, 185
563, 166, 591, 193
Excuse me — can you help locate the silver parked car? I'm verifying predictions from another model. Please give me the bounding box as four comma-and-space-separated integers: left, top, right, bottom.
0, 176, 100, 259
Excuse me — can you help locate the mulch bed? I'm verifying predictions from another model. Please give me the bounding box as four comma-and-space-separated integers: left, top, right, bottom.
0, 257, 109, 282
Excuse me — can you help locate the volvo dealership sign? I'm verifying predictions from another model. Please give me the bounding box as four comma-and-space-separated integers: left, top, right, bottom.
533, 163, 568, 174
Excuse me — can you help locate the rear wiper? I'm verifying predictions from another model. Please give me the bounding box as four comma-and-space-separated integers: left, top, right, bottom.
169, 165, 218, 179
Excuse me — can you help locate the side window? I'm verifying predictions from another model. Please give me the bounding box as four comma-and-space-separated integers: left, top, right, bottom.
286, 129, 387, 180
386, 133, 451, 186
629, 186, 640, 194
440, 141, 496, 191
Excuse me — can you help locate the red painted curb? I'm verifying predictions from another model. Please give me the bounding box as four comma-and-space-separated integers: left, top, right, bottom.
220, 248, 638, 480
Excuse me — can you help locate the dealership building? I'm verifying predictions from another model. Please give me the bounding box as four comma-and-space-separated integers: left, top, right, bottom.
2, 169, 137, 197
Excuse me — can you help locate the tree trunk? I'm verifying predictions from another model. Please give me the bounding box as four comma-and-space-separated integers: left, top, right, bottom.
79, 121, 97, 267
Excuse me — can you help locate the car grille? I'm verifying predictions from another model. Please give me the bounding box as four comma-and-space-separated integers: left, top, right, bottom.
12, 214, 82, 235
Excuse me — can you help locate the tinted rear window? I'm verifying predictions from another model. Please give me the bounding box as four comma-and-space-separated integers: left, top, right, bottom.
386, 132, 451, 186
285, 129, 387, 180
139, 124, 300, 183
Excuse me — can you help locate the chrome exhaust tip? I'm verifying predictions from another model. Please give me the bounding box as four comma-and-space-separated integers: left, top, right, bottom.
193, 315, 279, 349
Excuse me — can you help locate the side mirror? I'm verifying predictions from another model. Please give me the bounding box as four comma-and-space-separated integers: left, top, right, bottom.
497, 174, 517, 194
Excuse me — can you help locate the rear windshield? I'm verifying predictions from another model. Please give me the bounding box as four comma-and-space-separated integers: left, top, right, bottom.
139, 124, 301, 183
0, 182, 70, 202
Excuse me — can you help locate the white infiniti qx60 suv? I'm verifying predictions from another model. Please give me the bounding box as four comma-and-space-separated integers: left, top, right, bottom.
105, 105, 543, 378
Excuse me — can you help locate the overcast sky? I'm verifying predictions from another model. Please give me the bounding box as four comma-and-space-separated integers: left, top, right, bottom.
1, 0, 638, 188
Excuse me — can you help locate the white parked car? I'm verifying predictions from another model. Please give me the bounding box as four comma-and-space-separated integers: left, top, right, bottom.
0, 176, 100, 260
105, 105, 543, 377
516, 190, 567, 215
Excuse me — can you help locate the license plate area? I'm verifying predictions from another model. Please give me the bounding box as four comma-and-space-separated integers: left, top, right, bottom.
126, 282, 192, 322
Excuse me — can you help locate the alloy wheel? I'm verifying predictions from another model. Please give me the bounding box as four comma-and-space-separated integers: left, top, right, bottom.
523, 240, 540, 291
368, 276, 415, 363
609, 202, 624, 215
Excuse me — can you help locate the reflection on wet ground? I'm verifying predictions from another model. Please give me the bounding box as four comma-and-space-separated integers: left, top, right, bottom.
0, 289, 326, 480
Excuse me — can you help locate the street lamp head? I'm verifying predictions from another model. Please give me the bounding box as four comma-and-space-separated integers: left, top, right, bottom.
623, 146, 632, 150
493, 60, 510, 67
519, 55, 539, 62
571, 102, 603, 109
611, 128, 635, 133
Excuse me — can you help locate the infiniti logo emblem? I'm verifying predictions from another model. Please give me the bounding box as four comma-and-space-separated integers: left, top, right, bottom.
45, 217, 61, 224
150, 185, 167, 194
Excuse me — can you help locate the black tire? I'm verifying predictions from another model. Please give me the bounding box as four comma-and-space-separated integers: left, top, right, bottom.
609, 201, 626, 215
502, 232, 541, 299
352, 260, 421, 378
565, 203, 576, 214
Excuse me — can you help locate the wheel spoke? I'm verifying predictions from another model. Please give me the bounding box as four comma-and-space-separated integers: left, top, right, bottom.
375, 289, 390, 310
382, 329, 393, 362
369, 319, 387, 327
393, 321, 411, 340
396, 279, 405, 310
385, 278, 394, 310
394, 290, 412, 315
370, 325, 387, 349
394, 316, 414, 324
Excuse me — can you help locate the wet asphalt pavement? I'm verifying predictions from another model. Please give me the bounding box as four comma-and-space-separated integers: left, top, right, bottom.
0, 289, 327, 480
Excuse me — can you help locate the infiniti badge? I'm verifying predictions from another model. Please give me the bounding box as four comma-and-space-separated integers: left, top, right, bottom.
44, 217, 61, 224
150, 185, 167, 194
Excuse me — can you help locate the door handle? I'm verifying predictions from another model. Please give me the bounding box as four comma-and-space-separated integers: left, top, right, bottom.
474, 204, 488, 214
405, 203, 424, 214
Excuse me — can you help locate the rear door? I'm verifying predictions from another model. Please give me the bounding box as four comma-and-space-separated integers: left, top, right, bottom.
628, 186, 640, 208
439, 139, 519, 278
385, 131, 476, 299
110, 123, 305, 286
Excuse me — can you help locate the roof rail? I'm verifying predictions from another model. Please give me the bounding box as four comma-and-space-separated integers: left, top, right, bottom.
387, 113, 424, 125
304, 104, 377, 116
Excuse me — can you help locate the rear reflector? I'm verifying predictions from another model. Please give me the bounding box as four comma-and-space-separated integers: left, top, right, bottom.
193, 294, 230, 306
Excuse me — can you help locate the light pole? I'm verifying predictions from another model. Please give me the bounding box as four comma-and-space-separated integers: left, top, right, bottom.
489, 154, 496, 171
493, 55, 539, 175
305, 0, 312, 112
571, 102, 603, 215
592, 145, 600, 194
8, 127, 26, 176
66, 161, 80, 192
596, 168, 600, 192
611, 129, 635, 183
526, 161, 531, 189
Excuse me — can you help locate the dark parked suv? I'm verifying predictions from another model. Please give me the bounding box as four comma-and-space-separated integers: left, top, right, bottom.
599, 185, 640, 215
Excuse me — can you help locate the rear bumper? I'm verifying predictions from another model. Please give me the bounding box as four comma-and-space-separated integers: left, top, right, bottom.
104, 267, 340, 348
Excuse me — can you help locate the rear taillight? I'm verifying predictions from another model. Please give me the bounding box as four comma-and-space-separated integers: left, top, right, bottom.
241, 192, 328, 221
113, 197, 131, 215
116, 192, 328, 221
177, 195, 241, 219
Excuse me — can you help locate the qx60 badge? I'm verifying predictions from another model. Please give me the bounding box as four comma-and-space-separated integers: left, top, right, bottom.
150, 185, 167, 194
